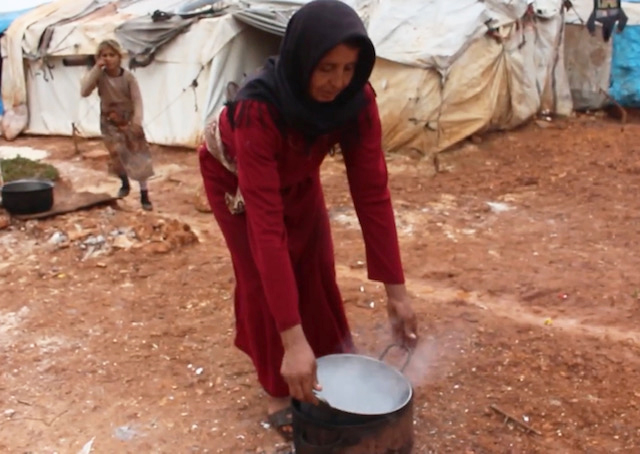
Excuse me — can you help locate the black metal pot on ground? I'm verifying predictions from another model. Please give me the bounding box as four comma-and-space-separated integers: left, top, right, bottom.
1, 179, 55, 215
292, 345, 415, 454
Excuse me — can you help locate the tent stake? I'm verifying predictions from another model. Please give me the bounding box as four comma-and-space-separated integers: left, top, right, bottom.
71, 122, 80, 155
599, 88, 627, 131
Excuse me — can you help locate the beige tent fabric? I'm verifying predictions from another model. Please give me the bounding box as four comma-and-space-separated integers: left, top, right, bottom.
439, 37, 507, 150
1, 0, 97, 110
371, 13, 572, 155
563, 24, 612, 110
370, 36, 518, 155
370, 59, 441, 156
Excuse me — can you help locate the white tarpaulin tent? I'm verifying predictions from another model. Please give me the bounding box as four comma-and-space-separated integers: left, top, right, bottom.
234, 0, 572, 155
1, 0, 280, 146
2, 0, 572, 154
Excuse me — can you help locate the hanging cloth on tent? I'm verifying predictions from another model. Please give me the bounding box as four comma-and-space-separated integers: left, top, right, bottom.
114, 16, 196, 69
586, 0, 628, 42
114, 3, 226, 69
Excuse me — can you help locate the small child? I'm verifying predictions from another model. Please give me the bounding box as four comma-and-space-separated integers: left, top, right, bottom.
80, 39, 154, 210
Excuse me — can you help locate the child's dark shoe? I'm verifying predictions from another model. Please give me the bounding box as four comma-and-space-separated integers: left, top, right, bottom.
141, 190, 152, 211
117, 186, 130, 198
118, 174, 130, 198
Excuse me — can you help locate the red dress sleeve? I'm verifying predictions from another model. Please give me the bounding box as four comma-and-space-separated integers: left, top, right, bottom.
341, 84, 405, 284
232, 101, 301, 332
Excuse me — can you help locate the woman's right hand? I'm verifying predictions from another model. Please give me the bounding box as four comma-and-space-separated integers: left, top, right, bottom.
96, 57, 106, 69
280, 324, 320, 404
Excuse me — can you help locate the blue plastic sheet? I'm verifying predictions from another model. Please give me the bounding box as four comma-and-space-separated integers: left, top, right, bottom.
610, 1, 640, 106
0, 7, 32, 34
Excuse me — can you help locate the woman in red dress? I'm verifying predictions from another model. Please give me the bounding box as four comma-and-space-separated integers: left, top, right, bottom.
199, 0, 418, 438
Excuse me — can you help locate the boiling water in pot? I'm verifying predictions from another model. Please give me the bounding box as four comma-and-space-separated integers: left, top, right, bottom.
316, 354, 411, 415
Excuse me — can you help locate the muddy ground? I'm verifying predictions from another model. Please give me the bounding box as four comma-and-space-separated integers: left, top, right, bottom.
1, 112, 639, 454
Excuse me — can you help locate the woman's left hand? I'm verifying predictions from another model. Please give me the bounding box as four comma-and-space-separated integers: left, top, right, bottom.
385, 284, 418, 349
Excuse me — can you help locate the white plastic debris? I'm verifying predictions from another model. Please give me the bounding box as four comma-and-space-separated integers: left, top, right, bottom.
77, 437, 95, 454
84, 235, 106, 246
114, 426, 137, 441
48, 232, 68, 245
486, 202, 513, 213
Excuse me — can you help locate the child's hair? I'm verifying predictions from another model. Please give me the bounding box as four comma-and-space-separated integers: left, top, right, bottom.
95, 39, 122, 58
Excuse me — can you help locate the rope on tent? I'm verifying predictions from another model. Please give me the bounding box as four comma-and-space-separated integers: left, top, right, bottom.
565, 0, 585, 25
56, 63, 206, 144
189, 65, 206, 113
142, 89, 187, 131
42, 60, 55, 82
78, 101, 100, 125
142, 65, 205, 131
47, 27, 77, 56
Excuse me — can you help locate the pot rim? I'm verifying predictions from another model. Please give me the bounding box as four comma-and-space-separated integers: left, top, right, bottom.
2, 179, 55, 193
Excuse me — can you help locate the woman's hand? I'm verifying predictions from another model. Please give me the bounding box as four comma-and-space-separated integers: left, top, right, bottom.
280, 324, 321, 404
385, 284, 418, 349
96, 56, 106, 69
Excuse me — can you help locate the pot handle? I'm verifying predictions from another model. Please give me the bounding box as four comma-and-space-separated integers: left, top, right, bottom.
379, 343, 412, 372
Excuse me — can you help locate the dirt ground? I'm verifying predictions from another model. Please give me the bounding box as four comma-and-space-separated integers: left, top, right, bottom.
1, 112, 640, 454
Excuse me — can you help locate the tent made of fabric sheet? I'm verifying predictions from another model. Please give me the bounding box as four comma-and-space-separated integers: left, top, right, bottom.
1, 0, 280, 146
0, 0, 54, 115
563, 23, 612, 111
565, 0, 640, 109
1, 0, 100, 110
367, 0, 572, 154
4, 0, 573, 154
0, 3, 53, 115
234, 0, 572, 155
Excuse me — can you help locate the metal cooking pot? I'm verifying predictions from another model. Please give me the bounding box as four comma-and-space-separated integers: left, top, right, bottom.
314, 344, 412, 416
293, 345, 414, 454
1, 179, 55, 215
292, 398, 414, 454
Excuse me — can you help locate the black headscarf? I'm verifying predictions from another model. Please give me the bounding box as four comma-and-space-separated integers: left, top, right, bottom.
228, 0, 376, 141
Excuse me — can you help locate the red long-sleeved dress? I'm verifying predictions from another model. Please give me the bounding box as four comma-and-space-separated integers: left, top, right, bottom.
199, 84, 404, 397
